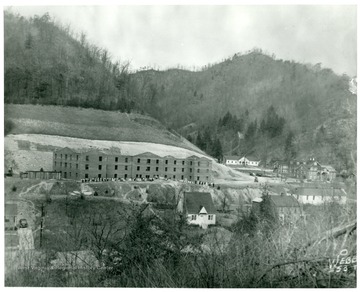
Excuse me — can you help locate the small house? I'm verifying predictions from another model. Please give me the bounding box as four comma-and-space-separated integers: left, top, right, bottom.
252, 194, 301, 224
223, 156, 241, 166
183, 192, 216, 229
293, 186, 347, 205
239, 156, 261, 167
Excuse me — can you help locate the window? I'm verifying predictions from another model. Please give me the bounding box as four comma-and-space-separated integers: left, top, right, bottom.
65, 163, 67, 168
61, 154, 63, 159
76, 173, 78, 178
190, 161, 193, 165
115, 157, 118, 162
64, 172, 67, 178
165, 167, 168, 172
125, 158, 128, 163
165, 160, 168, 164
114, 174, 118, 178
69, 172, 71, 177
208, 215, 213, 220
191, 215, 197, 220
69, 163, 72, 168
190, 168, 192, 172
137, 166, 140, 171
198, 162, 200, 166
146, 166, 150, 171
86, 155, 89, 161
156, 159, 159, 164
173, 175, 176, 179
137, 158, 141, 163
98, 165, 102, 170
55, 154, 57, 159
197, 169, 200, 173
99, 156, 102, 162
197, 176, 200, 180
76, 164, 79, 169
190, 176, 192, 180
181, 175, 184, 180
165, 175, 167, 178
115, 165, 118, 170
182, 168, 184, 172
147, 159, 151, 164
65, 154, 67, 160
124, 174, 128, 179
98, 174, 102, 178
182, 161, 185, 165
85, 164, 89, 170
206, 176, 209, 180
174, 168, 176, 172
156, 167, 159, 171
77, 155, 79, 161
85, 173, 88, 178
60, 162, 62, 167
174, 160, 177, 165
125, 166, 128, 170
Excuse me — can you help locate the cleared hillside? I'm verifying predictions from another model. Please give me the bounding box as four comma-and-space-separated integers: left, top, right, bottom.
4, 104, 203, 154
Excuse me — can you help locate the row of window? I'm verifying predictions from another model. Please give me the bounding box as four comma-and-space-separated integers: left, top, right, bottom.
190, 214, 214, 220
55, 162, 79, 169
57, 163, 210, 173
56, 154, 211, 167
80, 173, 209, 181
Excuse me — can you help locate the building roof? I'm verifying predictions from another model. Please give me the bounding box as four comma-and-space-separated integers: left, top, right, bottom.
244, 156, 260, 162
294, 187, 347, 197
184, 192, 216, 214
5, 203, 18, 215
321, 165, 336, 172
252, 197, 263, 203
269, 195, 300, 208
224, 156, 240, 160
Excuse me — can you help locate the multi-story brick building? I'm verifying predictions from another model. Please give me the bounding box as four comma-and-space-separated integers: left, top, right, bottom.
53, 147, 213, 182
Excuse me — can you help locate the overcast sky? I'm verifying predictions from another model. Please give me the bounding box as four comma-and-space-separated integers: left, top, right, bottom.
10, 5, 357, 76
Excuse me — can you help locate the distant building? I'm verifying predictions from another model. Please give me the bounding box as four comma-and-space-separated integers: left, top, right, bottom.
224, 155, 260, 167
223, 156, 241, 166
53, 147, 213, 182
239, 156, 261, 167
252, 194, 301, 224
292, 186, 347, 205
183, 192, 216, 229
275, 158, 337, 182
20, 170, 61, 180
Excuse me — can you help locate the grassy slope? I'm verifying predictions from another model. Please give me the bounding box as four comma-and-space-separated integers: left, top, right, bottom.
5, 104, 203, 153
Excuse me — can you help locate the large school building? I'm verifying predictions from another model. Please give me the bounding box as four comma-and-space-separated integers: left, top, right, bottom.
53, 147, 213, 182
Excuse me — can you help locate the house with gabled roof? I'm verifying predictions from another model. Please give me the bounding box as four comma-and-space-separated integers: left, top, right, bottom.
252, 194, 301, 224
223, 155, 241, 166
183, 192, 216, 229
292, 186, 347, 205
239, 156, 261, 167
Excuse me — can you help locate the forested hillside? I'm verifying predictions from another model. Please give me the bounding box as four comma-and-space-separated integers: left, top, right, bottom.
4, 11, 134, 112
4, 11, 356, 172
128, 52, 356, 172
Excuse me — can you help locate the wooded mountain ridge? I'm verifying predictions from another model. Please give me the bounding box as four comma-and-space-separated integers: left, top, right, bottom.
4, 11, 356, 172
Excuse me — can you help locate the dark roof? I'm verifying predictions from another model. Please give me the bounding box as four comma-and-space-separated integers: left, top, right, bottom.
184, 192, 216, 214
224, 156, 240, 160
269, 195, 300, 208
295, 187, 346, 197
5, 203, 18, 215
244, 156, 260, 162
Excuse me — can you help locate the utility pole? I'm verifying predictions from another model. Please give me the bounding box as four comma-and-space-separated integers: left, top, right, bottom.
40, 203, 45, 248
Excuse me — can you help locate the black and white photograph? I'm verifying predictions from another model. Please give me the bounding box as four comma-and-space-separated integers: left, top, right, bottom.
2, 2, 357, 288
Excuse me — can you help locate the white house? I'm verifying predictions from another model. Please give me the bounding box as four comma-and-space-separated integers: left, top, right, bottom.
239, 156, 261, 167
183, 192, 216, 229
224, 156, 241, 166
292, 186, 347, 205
